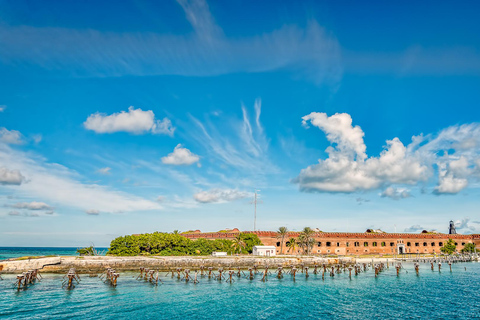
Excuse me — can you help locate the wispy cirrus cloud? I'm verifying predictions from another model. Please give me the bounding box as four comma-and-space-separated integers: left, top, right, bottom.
0, 0, 342, 85
188, 99, 275, 174
0, 142, 162, 213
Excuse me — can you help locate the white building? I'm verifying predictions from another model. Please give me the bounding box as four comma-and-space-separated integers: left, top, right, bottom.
252, 246, 276, 256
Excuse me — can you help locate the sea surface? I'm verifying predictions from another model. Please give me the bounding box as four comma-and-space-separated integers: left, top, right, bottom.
0, 247, 108, 261
1, 256, 479, 319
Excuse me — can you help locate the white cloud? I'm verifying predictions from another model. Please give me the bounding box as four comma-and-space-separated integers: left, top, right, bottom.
84, 107, 175, 136
294, 113, 429, 192
161, 144, 200, 166
13, 201, 52, 210
85, 209, 100, 215
8, 210, 20, 216
302, 112, 366, 160
0, 143, 162, 213
97, 167, 111, 175
0, 128, 23, 144
455, 218, 476, 233
295, 113, 480, 195
381, 187, 411, 200
189, 100, 275, 174
0, 167, 25, 185
32, 134, 42, 144
0, 1, 341, 85
194, 188, 252, 203
404, 225, 424, 232
0, 105, 6, 112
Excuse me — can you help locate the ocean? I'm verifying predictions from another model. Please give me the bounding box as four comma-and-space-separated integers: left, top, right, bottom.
1, 253, 479, 319
0, 247, 108, 261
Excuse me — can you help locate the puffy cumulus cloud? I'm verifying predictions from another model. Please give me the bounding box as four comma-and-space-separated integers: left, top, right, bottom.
434, 157, 470, 194
295, 113, 480, 196
85, 209, 100, 216
12, 201, 52, 210
84, 107, 175, 136
0, 167, 25, 185
0, 127, 23, 144
194, 189, 251, 203
404, 225, 424, 232
294, 113, 428, 192
161, 144, 200, 166
96, 167, 111, 175
302, 112, 366, 160
381, 187, 411, 200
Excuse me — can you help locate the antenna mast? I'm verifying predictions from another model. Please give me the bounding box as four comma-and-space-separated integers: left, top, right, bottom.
253, 189, 260, 231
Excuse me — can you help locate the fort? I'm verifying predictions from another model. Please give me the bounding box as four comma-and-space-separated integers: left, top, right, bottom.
182, 226, 480, 256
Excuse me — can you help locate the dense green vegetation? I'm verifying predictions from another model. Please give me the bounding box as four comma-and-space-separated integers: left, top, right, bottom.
76, 246, 96, 256
461, 243, 476, 253
107, 232, 262, 256
440, 239, 457, 254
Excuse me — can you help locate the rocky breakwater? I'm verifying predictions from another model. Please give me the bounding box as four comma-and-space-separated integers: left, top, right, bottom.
0, 256, 355, 274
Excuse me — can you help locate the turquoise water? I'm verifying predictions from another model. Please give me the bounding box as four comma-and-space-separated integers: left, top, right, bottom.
0, 247, 108, 260
1, 262, 479, 319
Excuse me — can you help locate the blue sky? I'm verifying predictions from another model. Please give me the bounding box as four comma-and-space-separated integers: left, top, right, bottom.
1, 0, 480, 246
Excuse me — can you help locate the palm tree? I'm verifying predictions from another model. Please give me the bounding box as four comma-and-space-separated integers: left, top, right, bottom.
286, 237, 297, 254
299, 227, 315, 255
172, 230, 180, 235
276, 227, 289, 254
232, 234, 246, 254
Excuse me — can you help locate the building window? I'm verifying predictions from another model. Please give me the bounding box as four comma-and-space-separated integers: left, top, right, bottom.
407, 242, 411, 247
381, 242, 386, 247
462, 242, 465, 246
372, 242, 377, 247
276, 242, 281, 246
439, 242, 443, 246
317, 250, 320, 253
364, 242, 368, 247
317, 242, 322, 247
326, 242, 331, 247
346, 242, 350, 247
423, 242, 427, 246
390, 242, 395, 247
337, 242, 340, 247
415, 243, 419, 247
354, 242, 359, 247
455, 242, 458, 246
431, 242, 435, 246
327, 250, 330, 253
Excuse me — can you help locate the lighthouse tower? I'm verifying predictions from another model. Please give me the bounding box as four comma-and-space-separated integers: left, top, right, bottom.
448, 220, 457, 234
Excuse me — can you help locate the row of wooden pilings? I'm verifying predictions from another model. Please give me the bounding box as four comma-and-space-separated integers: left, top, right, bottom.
4, 255, 474, 289
12, 269, 42, 290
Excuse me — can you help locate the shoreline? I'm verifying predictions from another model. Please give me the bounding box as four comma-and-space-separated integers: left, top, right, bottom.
0, 255, 448, 274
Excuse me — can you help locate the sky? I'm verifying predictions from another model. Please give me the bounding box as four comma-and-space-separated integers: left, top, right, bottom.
1, 0, 480, 246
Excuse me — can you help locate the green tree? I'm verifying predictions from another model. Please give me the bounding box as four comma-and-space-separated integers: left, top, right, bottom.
440, 239, 457, 254
276, 227, 288, 255
286, 237, 297, 254
237, 233, 262, 254
461, 243, 476, 253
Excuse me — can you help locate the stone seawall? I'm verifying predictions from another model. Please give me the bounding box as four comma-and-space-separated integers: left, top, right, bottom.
0, 256, 355, 274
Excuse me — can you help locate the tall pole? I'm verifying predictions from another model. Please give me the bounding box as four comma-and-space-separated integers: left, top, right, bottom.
254, 190, 257, 231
